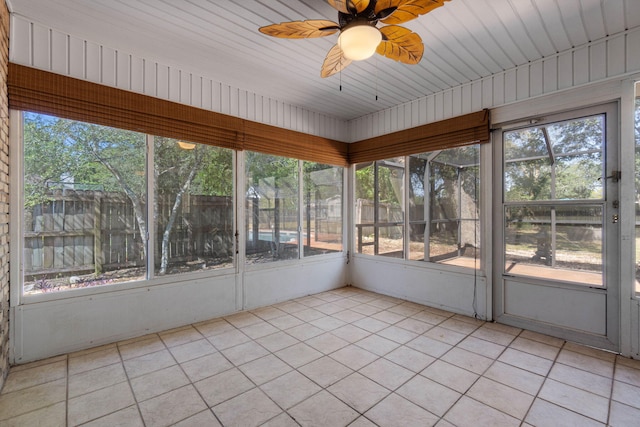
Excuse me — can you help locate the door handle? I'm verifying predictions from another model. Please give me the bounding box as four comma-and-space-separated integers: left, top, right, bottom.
612, 214, 619, 224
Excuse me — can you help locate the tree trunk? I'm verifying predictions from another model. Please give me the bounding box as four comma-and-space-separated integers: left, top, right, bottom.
159, 166, 198, 274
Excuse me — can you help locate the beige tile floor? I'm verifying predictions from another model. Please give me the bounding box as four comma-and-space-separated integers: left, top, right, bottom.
1, 286, 640, 426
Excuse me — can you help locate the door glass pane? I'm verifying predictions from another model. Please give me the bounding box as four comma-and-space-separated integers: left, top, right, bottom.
22, 113, 147, 294
505, 115, 604, 202
154, 137, 234, 276
303, 162, 343, 257
505, 205, 603, 286
355, 163, 375, 252
503, 113, 606, 286
245, 152, 298, 263
430, 148, 480, 267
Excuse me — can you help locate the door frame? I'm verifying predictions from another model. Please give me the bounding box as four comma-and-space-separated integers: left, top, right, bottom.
492, 102, 620, 351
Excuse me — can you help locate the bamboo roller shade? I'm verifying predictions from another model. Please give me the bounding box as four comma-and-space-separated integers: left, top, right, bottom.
347, 109, 489, 164
8, 63, 489, 166
8, 63, 348, 166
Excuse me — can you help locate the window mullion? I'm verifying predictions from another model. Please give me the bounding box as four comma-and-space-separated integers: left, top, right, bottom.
298, 160, 303, 259
146, 134, 155, 280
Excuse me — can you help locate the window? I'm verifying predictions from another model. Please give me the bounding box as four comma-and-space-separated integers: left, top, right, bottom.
245, 152, 344, 263
22, 113, 147, 293
153, 137, 234, 276
354, 147, 480, 268
303, 162, 343, 257
409, 146, 480, 267
21, 113, 236, 295
245, 152, 299, 263
355, 158, 405, 257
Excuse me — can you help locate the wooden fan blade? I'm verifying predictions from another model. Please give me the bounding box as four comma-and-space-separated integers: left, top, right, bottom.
375, 0, 449, 25
376, 25, 423, 64
327, 0, 371, 14
259, 20, 339, 39
321, 44, 353, 78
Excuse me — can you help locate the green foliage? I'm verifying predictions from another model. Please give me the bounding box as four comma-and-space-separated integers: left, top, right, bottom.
303, 162, 343, 200
192, 147, 233, 196
23, 113, 145, 207
505, 116, 604, 202
355, 160, 402, 205
355, 163, 374, 200
245, 151, 298, 212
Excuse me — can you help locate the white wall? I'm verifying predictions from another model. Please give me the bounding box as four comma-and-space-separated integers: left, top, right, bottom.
11, 258, 347, 364
8, 15, 349, 142
349, 28, 640, 141
12, 274, 238, 364
350, 258, 487, 320
243, 257, 347, 310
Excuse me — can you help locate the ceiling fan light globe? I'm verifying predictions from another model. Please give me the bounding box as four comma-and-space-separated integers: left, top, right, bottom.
338, 24, 381, 61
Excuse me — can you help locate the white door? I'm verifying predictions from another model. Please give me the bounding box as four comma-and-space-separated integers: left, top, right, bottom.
494, 103, 619, 351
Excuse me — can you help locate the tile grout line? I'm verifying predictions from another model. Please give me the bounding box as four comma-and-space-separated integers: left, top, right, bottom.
606, 356, 618, 426
430, 317, 499, 426
116, 335, 148, 427
65, 353, 69, 427
520, 339, 614, 426
160, 329, 227, 426
2, 288, 637, 426
513, 329, 565, 426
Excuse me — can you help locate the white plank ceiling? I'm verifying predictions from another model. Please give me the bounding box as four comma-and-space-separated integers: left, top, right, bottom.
7, 0, 640, 121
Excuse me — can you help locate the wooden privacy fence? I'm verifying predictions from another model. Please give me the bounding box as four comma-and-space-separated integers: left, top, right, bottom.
24, 189, 233, 278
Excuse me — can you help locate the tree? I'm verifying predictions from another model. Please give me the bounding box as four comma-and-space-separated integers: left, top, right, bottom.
23, 113, 226, 276
504, 117, 603, 202
154, 137, 205, 274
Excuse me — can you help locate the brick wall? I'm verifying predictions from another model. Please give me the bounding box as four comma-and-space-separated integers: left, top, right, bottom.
0, 0, 9, 390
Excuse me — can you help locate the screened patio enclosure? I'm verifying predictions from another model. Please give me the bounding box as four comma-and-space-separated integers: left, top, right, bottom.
354, 146, 480, 266
410, 147, 480, 267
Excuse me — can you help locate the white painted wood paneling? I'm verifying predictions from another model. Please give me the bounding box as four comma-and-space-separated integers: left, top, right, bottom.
350, 258, 488, 320
10, 257, 348, 363
243, 257, 346, 310
130, 57, 144, 94
9, 14, 349, 142
116, 51, 130, 91
86, 41, 101, 83
8, 0, 640, 121
557, 51, 573, 90
50, 30, 67, 75
11, 275, 239, 363
101, 47, 116, 87
349, 28, 640, 142
503, 279, 606, 335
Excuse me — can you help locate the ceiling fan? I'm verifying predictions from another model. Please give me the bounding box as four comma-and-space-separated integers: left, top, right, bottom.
259, 0, 450, 78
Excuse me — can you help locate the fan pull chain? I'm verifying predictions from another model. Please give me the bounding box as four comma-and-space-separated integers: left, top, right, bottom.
375, 57, 379, 101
